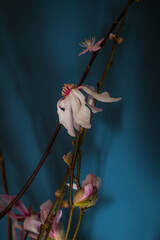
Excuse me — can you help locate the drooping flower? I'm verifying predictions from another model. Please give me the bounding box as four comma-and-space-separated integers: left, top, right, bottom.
0, 195, 64, 240
73, 174, 101, 209
78, 37, 104, 56
57, 84, 121, 137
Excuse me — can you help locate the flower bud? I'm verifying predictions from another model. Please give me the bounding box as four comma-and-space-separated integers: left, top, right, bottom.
73, 174, 101, 209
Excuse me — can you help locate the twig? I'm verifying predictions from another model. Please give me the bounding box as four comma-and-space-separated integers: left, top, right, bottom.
72, 209, 84, 240
0, 150, 12, 240
0, 123, 61, 219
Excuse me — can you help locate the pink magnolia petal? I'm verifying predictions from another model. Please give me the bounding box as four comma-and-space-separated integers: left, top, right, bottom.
40, 199, 52, 211
78, 49, 89, 56
53, 210, 62, 231
96, 37, 105, 46
14, 200, 29, 216
0, 195, 29, 217
91, 45, 101, 52
82, 174, 101, 189
12, 221, 23, 240
23, 215, 39, 234
81, 184, 93, 201
0, 194, 15, 205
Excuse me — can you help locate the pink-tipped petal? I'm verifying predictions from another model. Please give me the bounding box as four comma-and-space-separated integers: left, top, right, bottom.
82, 174, 101, 189
81, 184, 93, 201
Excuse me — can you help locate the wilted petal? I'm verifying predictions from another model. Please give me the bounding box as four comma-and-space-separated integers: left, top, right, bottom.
57, 98, 76, 137
87, 102, 103, 113
79, 86, 122, 103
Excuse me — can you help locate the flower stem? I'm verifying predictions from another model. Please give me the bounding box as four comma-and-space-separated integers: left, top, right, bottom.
69, 132, 81, 207
0, 123, 61, 219
76, 151, 82, 188
64, 207, 75, 240
72, 209, 84, 240
0, 150, 12, 240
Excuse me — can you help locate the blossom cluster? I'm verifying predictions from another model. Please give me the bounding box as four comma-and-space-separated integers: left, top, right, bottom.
0, 196, 64, 240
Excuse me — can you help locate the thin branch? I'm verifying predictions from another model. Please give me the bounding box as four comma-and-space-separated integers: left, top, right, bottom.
0, 123, 61, 219
0, 150, 12, 240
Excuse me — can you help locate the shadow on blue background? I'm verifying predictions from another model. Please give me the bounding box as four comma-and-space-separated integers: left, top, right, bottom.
0, 0, 160, 239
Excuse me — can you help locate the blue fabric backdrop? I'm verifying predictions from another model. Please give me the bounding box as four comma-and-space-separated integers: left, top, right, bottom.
0, 0, 160, 239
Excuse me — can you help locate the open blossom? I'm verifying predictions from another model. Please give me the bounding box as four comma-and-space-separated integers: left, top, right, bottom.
0, 195, 64, 240
57, 84, 121, 137
78, 37, 104, 56
73, 174, 101, 209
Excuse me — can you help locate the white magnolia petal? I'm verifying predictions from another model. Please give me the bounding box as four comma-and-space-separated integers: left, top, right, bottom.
69, 89, 91, 128
76, 105, 91, 129
78, 86, 122, 103
87, 103, 103, 113
57, 98, 75, 137
71, 89, 85, 104
87, 95, 94, 106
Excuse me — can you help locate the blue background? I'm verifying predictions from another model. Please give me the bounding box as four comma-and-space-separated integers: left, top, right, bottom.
0, 0, 160, 239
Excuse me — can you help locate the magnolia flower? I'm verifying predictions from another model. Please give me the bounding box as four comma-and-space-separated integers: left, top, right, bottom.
0, 195, 64, 240
78, 37, 104, 56
57, 84, 121, 137
73, 174, 101, 209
